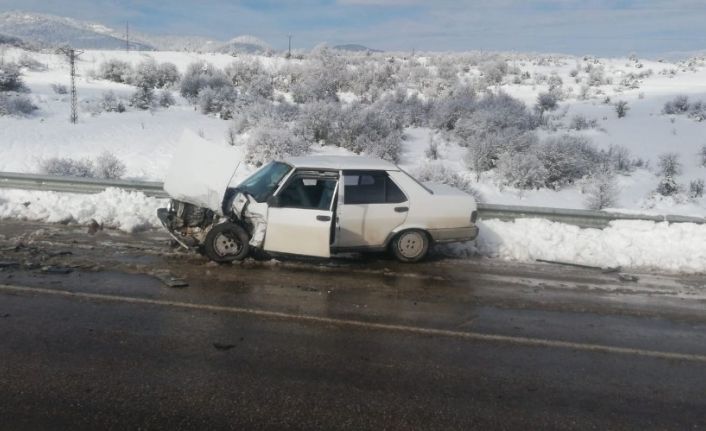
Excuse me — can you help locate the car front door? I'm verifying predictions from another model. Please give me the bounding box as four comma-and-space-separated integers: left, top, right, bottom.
263, 171, 338, 258
336, 170, 409, 248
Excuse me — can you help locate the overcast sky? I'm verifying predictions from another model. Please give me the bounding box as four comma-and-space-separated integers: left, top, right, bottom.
1, 0, 705, 56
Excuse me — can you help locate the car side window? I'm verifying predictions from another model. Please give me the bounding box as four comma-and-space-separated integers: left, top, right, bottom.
278, 176, 337, 210
343, 171, 407, 205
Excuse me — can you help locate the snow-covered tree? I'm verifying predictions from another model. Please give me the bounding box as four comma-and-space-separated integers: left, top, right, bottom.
97, 59, 133, 84
584, 168, 618, 210
0, 62, 27, 92
615, 100, 629, 118
246, 122, 310, 166
95, 151, 126, 179
657, 152, 682, 177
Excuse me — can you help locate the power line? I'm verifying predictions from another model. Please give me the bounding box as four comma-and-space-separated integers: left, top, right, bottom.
57, 47, 83, 124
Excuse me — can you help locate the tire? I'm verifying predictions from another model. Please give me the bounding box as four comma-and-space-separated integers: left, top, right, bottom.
391, 229, 430, 263
203, 222, 250, 263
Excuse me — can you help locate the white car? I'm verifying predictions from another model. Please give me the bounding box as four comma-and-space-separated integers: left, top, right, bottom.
158, 132, 479, 263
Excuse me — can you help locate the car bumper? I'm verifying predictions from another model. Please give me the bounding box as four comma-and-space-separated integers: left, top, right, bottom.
428, 225, 480, 243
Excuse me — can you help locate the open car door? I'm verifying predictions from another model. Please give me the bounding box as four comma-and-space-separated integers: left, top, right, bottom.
264, 171, 338, 258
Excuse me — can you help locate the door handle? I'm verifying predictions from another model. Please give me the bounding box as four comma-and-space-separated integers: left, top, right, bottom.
394, 206, 409, 213
317, 215, 331, 222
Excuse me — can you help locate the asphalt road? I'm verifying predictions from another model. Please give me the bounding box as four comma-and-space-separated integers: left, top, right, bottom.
0, 220, 705, 430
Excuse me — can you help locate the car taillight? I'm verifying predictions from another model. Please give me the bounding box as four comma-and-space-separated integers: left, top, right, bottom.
470, 210, 478, 223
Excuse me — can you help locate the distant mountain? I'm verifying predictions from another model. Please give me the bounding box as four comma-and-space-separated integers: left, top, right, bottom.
333, 44, 382, 53
213, 35, 273, 55
0, 11, 277, 54
0, 11, 154, 50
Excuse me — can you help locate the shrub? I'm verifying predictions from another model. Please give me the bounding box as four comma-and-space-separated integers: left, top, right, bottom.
158, 90, 175, 107
51, 83, 68, 94
41, 157, 95, 177
479, 60, 507, 86
0, 93, 37, 116
535, 92, 558, 120
179, 62, 231, 100
663, 95, 690, 115
133, 58, 160, 88
130, 85, 155, 110
584, 168, 618, 210
615, 100, 629, 118
657, 152, 682, 177
95, 151, 126, 179
198, 86, 237, 119
535, 135, 601, 188
156, 62, 180, 88
603, 144, 634, 173
17, 53, 46, 71
0, 62, 27, 92
700, 145, 706, 167
98, 59, 133, 84
689, 179, 704, 198
100, 91, 126, 113
568, 114, 598, 130
245, 122, 311, 166
496, 151, 548, 189
656, 176, 681, 196
429, 85, 476, 130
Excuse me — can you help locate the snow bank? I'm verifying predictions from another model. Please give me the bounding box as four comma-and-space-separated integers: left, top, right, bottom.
0, 188, 164, 232
469, 218, 706, 273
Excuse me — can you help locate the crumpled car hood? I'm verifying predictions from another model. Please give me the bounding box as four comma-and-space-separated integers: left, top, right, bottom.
163, 130, 245, 215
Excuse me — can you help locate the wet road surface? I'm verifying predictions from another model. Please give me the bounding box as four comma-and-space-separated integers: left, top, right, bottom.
0, 220, 705, 430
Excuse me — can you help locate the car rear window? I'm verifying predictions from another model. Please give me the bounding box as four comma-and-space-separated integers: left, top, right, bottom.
343, 171, 407, 204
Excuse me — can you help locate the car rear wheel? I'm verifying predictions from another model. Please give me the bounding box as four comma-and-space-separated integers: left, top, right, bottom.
203, 222, 250, 263
391, 230, 430, 263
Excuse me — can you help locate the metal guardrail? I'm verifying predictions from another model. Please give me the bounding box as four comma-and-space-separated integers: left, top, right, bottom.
0, 171, 168, 198
1, 172, 704, 228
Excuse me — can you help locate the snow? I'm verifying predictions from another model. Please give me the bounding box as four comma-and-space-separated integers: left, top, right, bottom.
467, 218, 706, 274
0, 188, 164, 233
1, 46, 706, 272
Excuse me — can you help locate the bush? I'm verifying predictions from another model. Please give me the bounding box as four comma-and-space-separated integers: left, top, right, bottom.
535, 92, 558, 120
156, 62, 180, 88
615, 100, 629, 118
584, 169, 618, 210
0, 62, 27, 92
17, 53, 46, 71
700, 145, 706, 167
689, 179, 704, 198
657, 152, 682, 177
0, 93, 37, 116
51, 83, 68, 94
429, 85, 476, 130
41, 157, 95, 177
663, 95, 690, 115
497, 151, 548, 189
100, 91, 126, 113
225, 60, 273, 99
130, 85, 155, 110
535, 135, 601, 188
603, 144, 634, 173
245, 122, 311, 166
158, 90, 175, 108
133, 58, 160, 88
198, 86, 237, 119
568, 114, 598, 130
98, 59, 133, 84
95, 151, 126, 179
180, 62, 231, 100
656, 176, 681, 196
479, 60, 507, 86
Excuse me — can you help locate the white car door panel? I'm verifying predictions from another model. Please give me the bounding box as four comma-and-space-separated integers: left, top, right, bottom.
264, 207, 333, 257
338, 204, 407, 247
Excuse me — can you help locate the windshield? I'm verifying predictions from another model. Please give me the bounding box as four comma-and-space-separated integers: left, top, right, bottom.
237, 161, 292, 202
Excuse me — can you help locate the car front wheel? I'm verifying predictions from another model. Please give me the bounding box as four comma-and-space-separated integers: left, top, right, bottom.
391, 230, 430, 263
203, 222, 250, 263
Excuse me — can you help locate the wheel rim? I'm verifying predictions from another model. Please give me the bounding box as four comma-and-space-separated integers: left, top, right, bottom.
397, 231, 425, 259
213, 231, 242, 257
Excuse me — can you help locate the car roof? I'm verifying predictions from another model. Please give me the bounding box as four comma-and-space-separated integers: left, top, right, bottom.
284, 155, 399, 171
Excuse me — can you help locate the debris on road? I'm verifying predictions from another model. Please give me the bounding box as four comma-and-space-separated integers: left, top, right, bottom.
618, 274, 640, 282
40, 266, 73, 274
213, 343, 236, 351
536, 259, 619, 273
152, 271, 188, 288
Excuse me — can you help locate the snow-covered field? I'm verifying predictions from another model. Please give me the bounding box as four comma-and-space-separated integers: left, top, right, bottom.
1, 47, 705, 272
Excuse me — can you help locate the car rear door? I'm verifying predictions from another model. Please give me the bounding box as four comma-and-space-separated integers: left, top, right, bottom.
264, 171, 338, 258
336, 170, 409, 248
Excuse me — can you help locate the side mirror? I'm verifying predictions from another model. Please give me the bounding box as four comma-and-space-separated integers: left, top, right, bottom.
267, 195, 281, 207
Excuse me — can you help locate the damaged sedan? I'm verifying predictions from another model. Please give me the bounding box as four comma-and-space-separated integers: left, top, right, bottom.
158, 132, 479, 263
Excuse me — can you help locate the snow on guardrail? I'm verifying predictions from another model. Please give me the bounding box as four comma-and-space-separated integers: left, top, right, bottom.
0, 171, 704, 228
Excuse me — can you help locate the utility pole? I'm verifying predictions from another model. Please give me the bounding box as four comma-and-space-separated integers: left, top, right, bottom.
126, 21, 130, 53
287, 34, 292, 59
57, 47, 83, 124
